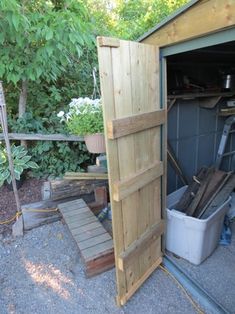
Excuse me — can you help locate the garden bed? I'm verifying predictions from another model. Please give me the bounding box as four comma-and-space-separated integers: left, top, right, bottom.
0, 178, 44, 236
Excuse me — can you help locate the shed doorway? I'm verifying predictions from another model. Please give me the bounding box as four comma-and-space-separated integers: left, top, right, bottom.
164, 39, 235, 313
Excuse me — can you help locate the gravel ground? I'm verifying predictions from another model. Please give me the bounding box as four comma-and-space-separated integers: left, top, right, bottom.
170, 222, 235, 313
0, 221, 202, 314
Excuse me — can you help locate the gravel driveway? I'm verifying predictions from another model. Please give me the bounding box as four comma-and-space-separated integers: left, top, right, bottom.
0, 221, 200, 314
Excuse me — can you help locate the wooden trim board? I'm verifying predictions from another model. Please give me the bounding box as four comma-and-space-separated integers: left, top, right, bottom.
107, 109, 165, 139
64, 172, 108, 180
97, 36, 120, 48
117, 257, 163, 306
113, 161, 164, 201
141, 0, 235, 47
0, 132, 83, 142
118, 221, 165, 271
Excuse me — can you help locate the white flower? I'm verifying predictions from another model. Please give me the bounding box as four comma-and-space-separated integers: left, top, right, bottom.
58, 97, 102, 124
57, 111, 64, 118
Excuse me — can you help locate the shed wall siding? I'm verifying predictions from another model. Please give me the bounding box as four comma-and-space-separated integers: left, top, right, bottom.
168, 100, 235, 193
141, 0, 235, 47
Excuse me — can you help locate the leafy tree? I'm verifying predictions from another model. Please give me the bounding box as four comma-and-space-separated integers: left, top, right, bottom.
86, 0, 189, 40
0, 0, 94, 117
1, 0, 189, 178
85, 0, 116, 37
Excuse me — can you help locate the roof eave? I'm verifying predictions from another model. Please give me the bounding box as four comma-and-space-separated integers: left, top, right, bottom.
138, 0, 200, 42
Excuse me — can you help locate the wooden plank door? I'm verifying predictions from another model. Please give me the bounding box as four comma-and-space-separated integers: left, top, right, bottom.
97, 37, 166, 306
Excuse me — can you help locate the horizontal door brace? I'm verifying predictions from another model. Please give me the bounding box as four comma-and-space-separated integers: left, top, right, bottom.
113, 161, 163, 201
107, 109, 165, 139
118, 221, 165, 272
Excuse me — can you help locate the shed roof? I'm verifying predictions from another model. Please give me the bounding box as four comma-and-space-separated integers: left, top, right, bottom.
138, 0, 199, 42
138, 0, 235, 47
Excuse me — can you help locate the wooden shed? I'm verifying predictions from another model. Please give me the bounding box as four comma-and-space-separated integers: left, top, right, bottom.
97, 0, 235, 309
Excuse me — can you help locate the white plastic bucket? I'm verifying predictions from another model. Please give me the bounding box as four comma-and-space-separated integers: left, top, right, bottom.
166, 186, 231, 265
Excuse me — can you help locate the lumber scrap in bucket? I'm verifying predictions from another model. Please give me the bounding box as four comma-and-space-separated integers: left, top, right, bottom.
175, 167, 208, 212
174, 167, 234, 219
200, 174, 235, 219
193, 171, 232, 218
185, 167, 214, 216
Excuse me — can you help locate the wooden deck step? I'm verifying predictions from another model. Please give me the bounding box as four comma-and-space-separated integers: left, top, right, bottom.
58, 198, 114, 277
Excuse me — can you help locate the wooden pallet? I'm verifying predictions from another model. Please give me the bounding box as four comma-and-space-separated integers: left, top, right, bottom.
58, 198, 114, 277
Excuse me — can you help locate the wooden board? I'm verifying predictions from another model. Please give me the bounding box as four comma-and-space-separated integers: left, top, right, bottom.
58, 199, 114, 277
185, 167, 214, 216
98, 37, 165, 305
113, 161, 163, 201
42, 179, 108, 201
141, 0, 235, 47
0, 133, 83, 141
193, 170, 228, 218
200, 174, 235, 219
64, 172, 108, 180
175, 167, 208, 212
107, 109, 165, 139
22, 200, 61, 230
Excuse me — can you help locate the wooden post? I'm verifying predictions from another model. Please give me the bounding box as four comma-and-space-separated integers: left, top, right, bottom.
0, 82, 21, 216
18, 79, 28, 147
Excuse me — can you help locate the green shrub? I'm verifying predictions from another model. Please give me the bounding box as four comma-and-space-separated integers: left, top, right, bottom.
7, 112, 96, 178
0, 144, 39, 186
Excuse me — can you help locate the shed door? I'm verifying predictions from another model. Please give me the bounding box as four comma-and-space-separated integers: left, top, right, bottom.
97, 37, 166, 306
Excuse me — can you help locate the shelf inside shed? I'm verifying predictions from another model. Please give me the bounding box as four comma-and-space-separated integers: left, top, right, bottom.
166, 39, 235, 313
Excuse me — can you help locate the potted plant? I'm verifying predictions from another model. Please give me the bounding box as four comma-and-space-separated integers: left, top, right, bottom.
58, 97, 106, 153
0, 144, 39, 189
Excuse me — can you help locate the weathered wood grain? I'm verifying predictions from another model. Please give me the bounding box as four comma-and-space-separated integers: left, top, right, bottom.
98, 37, 127, 301
42, 179, 108, 201
107, 109, 165, 139
82, 239, 114, 261
199, 173, 234, 219
79, 233, 111, 250
186, 168, 214, 216
97, 36, 120, 48
64, 172, 108, 180
22, 200, 61, 231
142, 0, 235, 47
58, 198, 114, 277
113, 161, 163, 201
118, 221, 165, 271
74, 227, 106, 242
175, 167, 208, 212
0, 133, 83, 141
98, 38, 164, 305
193, 170, 228, 217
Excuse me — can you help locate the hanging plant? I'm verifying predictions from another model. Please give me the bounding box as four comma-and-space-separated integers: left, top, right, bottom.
58, 97, 106, 153
58, 97, 103, 135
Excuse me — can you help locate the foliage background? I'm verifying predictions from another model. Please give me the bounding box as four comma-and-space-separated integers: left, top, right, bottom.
1, 0, 188, 178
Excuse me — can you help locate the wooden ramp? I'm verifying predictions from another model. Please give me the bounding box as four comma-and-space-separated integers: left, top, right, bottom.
58, 199, 114, 277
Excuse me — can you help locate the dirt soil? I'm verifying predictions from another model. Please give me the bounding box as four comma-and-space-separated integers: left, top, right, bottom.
0, 178, 44, 236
